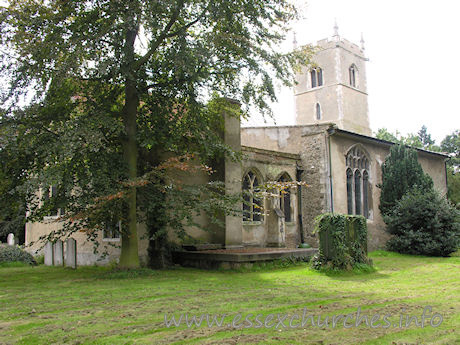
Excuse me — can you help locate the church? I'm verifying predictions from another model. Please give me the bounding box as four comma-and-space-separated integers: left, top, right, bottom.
25, 29, 448, 265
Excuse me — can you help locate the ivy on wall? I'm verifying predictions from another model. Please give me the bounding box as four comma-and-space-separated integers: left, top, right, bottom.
312, 213, 370, 270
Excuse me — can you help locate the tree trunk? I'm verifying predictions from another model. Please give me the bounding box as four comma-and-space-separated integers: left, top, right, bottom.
119, 27, 140, 269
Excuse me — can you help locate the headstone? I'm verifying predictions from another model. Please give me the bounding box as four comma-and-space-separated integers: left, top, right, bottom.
44, 241, 54, 266
53, 240, 64, 266
65, 238, 77, 269
7, 233, 15, 246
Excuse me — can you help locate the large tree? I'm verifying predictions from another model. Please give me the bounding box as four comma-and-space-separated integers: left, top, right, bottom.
0, 1, 310, 267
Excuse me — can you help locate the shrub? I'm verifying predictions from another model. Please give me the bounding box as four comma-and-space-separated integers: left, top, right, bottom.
385, 189, 460, 256
34, 254, 45, 265
312, 213, 371, 270
0, 244, 37, 265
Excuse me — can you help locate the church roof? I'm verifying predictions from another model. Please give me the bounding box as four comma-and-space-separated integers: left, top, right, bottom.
328, 127, 450, 159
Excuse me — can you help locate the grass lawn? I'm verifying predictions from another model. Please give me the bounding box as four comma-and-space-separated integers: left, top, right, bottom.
0, 251, 459, 345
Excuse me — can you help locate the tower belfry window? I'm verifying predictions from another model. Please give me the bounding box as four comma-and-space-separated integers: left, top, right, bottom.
349, 64, 357, 87
310, 67, 323, 88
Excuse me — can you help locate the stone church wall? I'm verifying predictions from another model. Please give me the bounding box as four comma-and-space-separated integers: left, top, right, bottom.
241, 146, 300, 247
329, 132, 448, 251
298, 130, 331, 247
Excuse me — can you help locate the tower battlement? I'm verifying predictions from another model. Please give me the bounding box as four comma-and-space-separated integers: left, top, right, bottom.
315, 37, 365, 57
294, 24, 371, 136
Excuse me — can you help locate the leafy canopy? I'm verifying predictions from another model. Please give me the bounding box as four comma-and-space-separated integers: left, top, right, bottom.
0, 1, 311, 267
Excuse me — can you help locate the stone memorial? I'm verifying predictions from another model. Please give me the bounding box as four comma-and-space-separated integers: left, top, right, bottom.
65, 238, 77, 269
7, 233, 15, 246
53, 240, 64, 266
44, 241, 53, 266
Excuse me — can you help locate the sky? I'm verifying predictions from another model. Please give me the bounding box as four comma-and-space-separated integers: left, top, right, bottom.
242, 0, 460, 144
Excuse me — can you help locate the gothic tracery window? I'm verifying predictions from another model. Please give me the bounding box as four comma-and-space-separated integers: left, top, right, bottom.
310, 67, 323, 88
243, 170, 263, 222
278, 173, 292, 222
345, 146, 370, 218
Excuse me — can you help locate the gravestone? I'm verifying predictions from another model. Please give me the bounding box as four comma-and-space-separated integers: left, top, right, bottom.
65, 238, 77, 269
53, 240, 64, 266
44, 241, 54, 266
7, 233, 15, 246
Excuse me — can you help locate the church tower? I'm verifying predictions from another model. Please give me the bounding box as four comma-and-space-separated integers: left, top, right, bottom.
294, 23, 371, 136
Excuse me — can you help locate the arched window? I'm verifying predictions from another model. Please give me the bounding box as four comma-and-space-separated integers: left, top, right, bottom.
363, 171, 369, 218
316, 103, 321, 120
345, 146, 370, 218
243, 171, 263, 222
310, 67, 323, 88
278, 173, 292, 222
349, 64, 357, 88
354, 170, 362, 215
346, 168, 353, 214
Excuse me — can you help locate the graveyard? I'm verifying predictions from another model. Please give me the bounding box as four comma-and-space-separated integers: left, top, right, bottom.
0, 251, 459, 344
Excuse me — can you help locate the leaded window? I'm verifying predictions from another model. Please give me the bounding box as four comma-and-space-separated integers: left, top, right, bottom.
310, 67, 323, 88
278, 174, 292, 222
243, 171, 263, 222
345, 146, 370, 218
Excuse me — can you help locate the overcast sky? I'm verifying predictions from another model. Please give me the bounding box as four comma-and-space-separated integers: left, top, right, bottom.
242, 0, 460, 144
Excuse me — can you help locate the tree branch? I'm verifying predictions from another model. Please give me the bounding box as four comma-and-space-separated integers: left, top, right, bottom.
135, 0, 186, 70
135, 2, 210, 71
164, 4, 209, 39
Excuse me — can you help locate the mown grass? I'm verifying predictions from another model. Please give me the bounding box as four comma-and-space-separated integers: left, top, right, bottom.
0, 251, 459, 344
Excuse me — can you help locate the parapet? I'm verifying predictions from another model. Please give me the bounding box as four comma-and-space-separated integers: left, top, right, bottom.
313, 37, 365, 57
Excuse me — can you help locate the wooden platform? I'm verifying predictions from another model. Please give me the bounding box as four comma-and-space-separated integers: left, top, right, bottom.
172, 247, 318, 269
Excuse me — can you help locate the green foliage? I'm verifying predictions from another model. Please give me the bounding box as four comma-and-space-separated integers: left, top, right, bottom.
378, 144, 434, 217
441, 129, 460, 169
446, 167, 460, 207
385, 188, 460, 256
374, 126, 441, 152
417, 125, 435, 148
34, 254, 44, 265
312, 213, 370, 270
376, 127, 460, 207
0, 244, 37, 265
0, 1, 313, 267
374, 128, 401, 143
